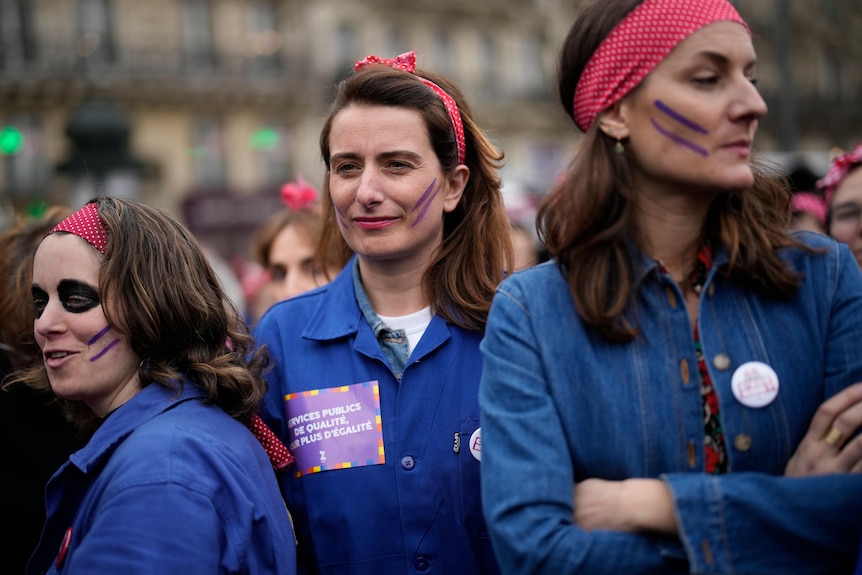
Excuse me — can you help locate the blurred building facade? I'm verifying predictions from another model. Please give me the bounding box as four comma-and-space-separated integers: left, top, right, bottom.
1, 0, 861, 258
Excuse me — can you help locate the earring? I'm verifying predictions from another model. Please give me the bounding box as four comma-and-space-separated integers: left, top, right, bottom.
614, 134, 624, 155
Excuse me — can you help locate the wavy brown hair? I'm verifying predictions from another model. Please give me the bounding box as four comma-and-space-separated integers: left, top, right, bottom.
0, 206, 74, 373
6, 197, 270, 427
541, 0, 807, 343
316, 64, 513, 331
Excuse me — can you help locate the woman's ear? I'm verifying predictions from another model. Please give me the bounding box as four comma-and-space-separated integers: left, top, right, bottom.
443, 165, 469, 213
597, 100, 630, 140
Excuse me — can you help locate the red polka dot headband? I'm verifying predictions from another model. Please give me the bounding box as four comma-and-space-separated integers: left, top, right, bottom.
48, 202, 108, 254
573, 0, 748, 132
355, 51, 466, 166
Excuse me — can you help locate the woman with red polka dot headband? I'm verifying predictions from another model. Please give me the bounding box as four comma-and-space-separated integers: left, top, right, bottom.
480, 1, 862, 573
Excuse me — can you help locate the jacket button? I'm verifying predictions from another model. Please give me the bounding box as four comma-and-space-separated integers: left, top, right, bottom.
666, 286, 677, 308
706, 283, 715, 298
712, 353, 731, 371
687, 441, 696, 468
733, 433, 752, 451
413, 556, 430, 571
400, 456, 415, 470
680, 358, 690, 384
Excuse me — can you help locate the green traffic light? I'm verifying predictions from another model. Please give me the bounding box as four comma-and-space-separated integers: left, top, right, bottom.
26, 202, 49, 218
0, 126, 24, 155
251, 127, 279, 150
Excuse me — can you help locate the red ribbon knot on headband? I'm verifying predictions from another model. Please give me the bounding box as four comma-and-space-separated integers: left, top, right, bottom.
353, 50, 466, 166
355, 51, 416, 73
280, 174, 318, 211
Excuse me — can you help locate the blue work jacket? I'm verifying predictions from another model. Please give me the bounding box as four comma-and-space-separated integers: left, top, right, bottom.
255, 260, 499, 575
27, 380, 296, 575
480, 232, 862, 574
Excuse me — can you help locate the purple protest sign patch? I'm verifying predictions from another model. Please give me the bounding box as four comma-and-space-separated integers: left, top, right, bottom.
284, 381, 384, 477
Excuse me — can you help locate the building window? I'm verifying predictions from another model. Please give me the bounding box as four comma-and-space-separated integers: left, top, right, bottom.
183, 0, 215, 72
251, 123, 290, 186
248, 1, 282, 75
0, 0, 36, 69
76, 0, 115, 66
520, 35, 548, 99
478, 32, 499, 96
190, 118, 226, 187
432, 29, 454, 77
386, 25, 406, 58
334, 23, 358, 81
1, 115, 49, 199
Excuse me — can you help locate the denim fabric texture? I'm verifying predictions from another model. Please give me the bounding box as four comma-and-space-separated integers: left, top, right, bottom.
480, 231, 862, 574
352, 258, 410, 380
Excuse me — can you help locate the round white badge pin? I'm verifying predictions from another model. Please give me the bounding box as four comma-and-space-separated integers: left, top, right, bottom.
730, 361, 779, 408
469, 428, 482, 461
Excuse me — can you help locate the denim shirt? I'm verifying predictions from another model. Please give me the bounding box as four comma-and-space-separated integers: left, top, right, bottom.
352, 258, 410, 380
480, 232, 862, 575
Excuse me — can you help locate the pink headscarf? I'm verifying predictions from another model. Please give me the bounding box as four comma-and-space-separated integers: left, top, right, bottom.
816, 143, 862, 205
790, 193, 826, 226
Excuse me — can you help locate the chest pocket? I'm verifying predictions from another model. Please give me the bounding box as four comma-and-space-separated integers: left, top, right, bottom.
459, 418, 489, 538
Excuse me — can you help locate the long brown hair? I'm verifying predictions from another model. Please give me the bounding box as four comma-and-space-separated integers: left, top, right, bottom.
0, 206, 74, 372
541, 0, 806, 343
7, 197, 270, 427
316, 65, 513, 331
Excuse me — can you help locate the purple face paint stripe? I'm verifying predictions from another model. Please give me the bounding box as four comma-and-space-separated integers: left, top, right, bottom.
411, 184, 441, 227
87, 325, 112, 345
411, 178, 438, 213
335, 207, 348, 229
654, 100, 708, 134
650, 119, 708, 157
90, 338, 120, 362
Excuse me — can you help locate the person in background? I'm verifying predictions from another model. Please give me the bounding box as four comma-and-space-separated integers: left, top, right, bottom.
247, 175, 343, 323
5, 197, 296, 574
788, 164, 826, 233
789, 191, 826, 234
820, 143, 862, 267
255, 50, 512, 574
479, 1, 862, 573
509, 219, 540, 272
0, 205, 86, 575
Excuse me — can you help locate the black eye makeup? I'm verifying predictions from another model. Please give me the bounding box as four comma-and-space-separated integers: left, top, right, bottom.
31, 286, 48, 318
31, 280, 101, 318
58, 280, 101, 313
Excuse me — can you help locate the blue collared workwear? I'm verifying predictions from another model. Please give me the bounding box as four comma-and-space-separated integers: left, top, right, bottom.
27, 381, 296, 575
255, 258, 499, 575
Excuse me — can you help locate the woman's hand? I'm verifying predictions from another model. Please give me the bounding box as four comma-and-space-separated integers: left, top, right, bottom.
785, 382, 862, 476
573, 478, 677, 535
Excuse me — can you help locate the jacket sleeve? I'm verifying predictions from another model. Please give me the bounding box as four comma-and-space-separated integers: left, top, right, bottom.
667, 240, 862, 574
479, 284, 688, 575
666, 472, 862, 574
62, 483, 229, 573
255, 310, 289, 441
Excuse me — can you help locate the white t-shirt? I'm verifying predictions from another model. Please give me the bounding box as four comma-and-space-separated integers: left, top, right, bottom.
378, 306, 433, 356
